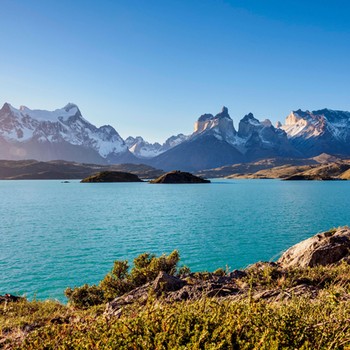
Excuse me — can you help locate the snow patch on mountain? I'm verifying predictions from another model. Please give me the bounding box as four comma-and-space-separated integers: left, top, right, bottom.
280, 109, 350, 141
126, 134, 189, 158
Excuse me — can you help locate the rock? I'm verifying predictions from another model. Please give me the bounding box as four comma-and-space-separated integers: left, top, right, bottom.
246, 262, 279, 271
81, 171, 143, 183
0, 294, 24, 303
150, 170, 210, 184
105, 271, 242, 318
153, 271, 186, 292
229, 270, 247, 279
278, 226, 350, 268
105, 284, 151, 318
253, 284, 319, 302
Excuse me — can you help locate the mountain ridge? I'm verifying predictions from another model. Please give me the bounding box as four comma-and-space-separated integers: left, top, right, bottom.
1, 102, 350, 171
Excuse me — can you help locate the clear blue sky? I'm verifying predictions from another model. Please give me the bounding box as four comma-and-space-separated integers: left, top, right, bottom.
1, 0, 350, 142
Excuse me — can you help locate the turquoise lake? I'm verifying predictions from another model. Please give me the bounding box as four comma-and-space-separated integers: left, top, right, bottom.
1, 179, 349, 301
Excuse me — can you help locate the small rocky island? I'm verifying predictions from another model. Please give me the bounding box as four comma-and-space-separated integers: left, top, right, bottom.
81, 171, 143, 183
150, 170, 210, 184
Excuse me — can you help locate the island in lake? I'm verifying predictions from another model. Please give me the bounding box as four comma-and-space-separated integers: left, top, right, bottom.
150, 170, 210, 184
81, 171, 143, 183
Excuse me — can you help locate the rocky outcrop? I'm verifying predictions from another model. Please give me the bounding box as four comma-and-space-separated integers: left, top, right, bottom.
103, 227, 350, 318
105, 271, 244, 317
81, 171, 143, 183
278, 226, 350, 268
150, 170, 210, 184
0, 294, 24, 303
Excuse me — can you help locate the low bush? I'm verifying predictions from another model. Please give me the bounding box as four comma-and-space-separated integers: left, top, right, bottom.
65, 250, 185, 308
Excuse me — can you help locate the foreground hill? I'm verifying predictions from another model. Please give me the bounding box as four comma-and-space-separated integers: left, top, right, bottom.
0, 160, 163, 180
1, 227, 350, 349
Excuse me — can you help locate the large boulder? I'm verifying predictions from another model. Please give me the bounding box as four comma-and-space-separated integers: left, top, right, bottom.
278, 226, 350, 268
153, 271, 186, 292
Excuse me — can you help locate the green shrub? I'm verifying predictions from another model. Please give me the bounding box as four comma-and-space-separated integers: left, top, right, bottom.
130, 250, 180, 285
65, 284, 104, 309
178, 265, 191, 276
99, 260, 132, 300
66, 250, 185, 307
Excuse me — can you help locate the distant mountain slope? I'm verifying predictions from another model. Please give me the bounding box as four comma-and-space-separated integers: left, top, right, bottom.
196, 157, 318, 179
0, 160, 163, 180
280, 109, 350, 156
0, 103, 137, 164
150, 134, 244, 172
207, 155, 350, 180
238, 113, 300, 160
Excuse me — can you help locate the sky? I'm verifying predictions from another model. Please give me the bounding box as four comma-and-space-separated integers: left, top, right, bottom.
1, 0, 350, 143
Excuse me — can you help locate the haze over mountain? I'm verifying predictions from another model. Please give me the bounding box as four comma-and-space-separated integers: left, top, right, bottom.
1, 102, 350, 171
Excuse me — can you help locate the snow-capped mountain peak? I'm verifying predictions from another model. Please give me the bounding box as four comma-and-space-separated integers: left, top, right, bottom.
125, 134, 189, 158
279, 108, 350, 156
0, 102, 133, 163
125, 136, 162, 158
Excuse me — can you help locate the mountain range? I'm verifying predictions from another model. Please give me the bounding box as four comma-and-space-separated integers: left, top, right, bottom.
1, 102, 350, 171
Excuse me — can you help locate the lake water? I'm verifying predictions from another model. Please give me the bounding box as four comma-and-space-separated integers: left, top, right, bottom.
1, 179, 349, 301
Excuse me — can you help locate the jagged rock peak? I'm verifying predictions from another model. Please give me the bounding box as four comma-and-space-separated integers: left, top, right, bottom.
197, 107, 231, 123
214, 106, 231, 119
64, 102, 78, 109
1, 102, 12, 113
63, 103, 80, 115
241, 112, 258, 122
198, 113, 214, 122
194, 107, 236, 137
293, 109, 311, 117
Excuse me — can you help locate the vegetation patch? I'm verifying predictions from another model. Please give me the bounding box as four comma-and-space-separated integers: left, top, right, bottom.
1, 249, 350, 349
